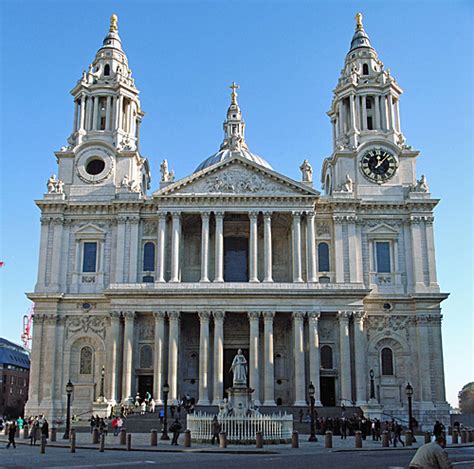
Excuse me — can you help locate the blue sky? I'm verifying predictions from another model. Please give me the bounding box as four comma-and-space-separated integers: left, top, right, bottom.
0, 0, 472, 408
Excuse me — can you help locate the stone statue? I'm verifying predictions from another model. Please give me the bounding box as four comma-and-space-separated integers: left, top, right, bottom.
160, 159, 174, 182
230, 349, 247, 386
342, 174, 353, 192
56, 179, 64, 194
218, 397, 232, 417
299, 159, 313, 182
415, 174, 429, 192
47, 174, 57, 193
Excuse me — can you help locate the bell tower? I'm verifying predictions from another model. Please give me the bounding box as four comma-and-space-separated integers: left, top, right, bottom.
322, 13, 419, 200
54, 14, 151, 200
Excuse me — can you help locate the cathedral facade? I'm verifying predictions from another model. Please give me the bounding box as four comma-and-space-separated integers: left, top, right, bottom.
26, 14, 450, 427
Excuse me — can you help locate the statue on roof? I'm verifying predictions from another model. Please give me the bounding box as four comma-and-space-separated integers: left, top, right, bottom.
300, 159, 313, 182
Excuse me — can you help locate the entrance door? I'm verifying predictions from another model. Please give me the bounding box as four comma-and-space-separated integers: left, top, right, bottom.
320, 377, 336, 406
138, 375, 153, 401
224, 348, 249, 395
224, 237, 249, 282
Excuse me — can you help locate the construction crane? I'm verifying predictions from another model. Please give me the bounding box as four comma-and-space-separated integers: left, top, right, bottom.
21, 304, 34, 350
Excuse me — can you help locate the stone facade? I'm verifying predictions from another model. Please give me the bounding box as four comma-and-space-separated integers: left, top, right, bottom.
26, 14, 450, 428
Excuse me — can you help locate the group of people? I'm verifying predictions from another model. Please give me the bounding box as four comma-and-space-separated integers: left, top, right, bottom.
4, 415, 50, 449
88, 415, 109, 435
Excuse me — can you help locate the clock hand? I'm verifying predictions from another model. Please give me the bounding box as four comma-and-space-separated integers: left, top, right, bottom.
375, 155, 389, 168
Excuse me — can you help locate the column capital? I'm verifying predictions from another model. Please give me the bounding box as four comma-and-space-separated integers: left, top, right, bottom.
201, 211, 211, 220
248, 311, 260, 321
337, 311, 350, 322
263, 211, 272, 219
249, 211, 259, 219
214, 211, 224, 219
153, 310, 166, 321
110, 311, 121, 320
213, 310, 225, 321
307, 311, 321, 321
171, 211, 181, 219
306, 210, 315, 218
292, 211, 302, 219
262, 311, 275, 321
292, 311, 306, 322
198, 310, 211, 321
157, 211, 167, 220
123, 311, 135, 321
353, 310, 366, 322
168, 310, 180, 321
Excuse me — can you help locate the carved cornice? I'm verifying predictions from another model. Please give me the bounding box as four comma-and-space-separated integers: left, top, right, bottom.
410, 215, 434, 224
416, 313, 442, 325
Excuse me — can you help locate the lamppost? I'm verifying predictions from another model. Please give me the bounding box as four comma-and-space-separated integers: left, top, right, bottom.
160, 382, 170, 440
406, 382, 416, 442
99, 365, 105, 400
369, 369, 376, 400
63, 379, 74, 439
308, 381, 317, 442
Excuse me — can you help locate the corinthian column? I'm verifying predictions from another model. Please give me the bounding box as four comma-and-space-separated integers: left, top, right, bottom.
263, 212, 273, 282
170, 212, 181, 282
249, 211, 259, 282
107, 311, 121, 403
248, 311, 261, 405
168, 311, 180, 403
353, 311, 367, 405
214, 212, 224, 282
198, 311, 211, 405
337, 311, 352, 405
212, 311, 225, 404
122, 311, 135, 401
292, 212, 303, 282
293, 312, 306, 405
263, 311, 276, 405
200, 212, 210, 282
156, 212, 167, 283
308, 311, 322, 406
153, 311, 166, 404
306, 211, 317, 282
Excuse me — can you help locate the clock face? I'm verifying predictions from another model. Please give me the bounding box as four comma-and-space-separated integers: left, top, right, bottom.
359, 148, 398, 183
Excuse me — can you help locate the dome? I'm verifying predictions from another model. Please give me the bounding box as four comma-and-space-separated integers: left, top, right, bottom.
195, 148, 272, 173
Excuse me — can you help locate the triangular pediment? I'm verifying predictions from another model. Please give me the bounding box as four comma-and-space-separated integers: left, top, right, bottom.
153, 156, 319, 197
74, 223, 107, 236
367, 223, 399, 235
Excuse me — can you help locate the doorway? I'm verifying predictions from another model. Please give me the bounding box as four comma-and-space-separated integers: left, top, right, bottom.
320, 377, 336, 406
224, 237, 248, 281
138, 375, 153, 401
224, 348, 249, 395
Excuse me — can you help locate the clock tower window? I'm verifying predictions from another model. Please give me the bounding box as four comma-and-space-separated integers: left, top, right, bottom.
362, 63, 369, 75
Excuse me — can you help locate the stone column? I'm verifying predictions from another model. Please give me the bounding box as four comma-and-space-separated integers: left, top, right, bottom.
292, 212, 303, 282
198, 311, 211, 405
214, 212, 224, 282
106, 96, 112, 130
115, 216, 127, 283
200, 212, 210, 282
380, 94, 387, 130
249, 211, 259, 282
388, 95, 395, 131
263, 212, 273, 282
27, 314, 44, 409
170, 212, 181, 282
353, 311, 367, 405
416, 314, 433, 402
308, 311, 322, 406
334, 217, 344, 283
86, 96, 94, 131
50, 218, 64, 290
107, 311, 121, 403
156, 212, 167, 283
92, 96, 99, 131
79, 96, 86, 131
410, 217, 425, 289
350, 94, 357, 132
361, 95, 367, 130
337, 311, 352, 405
168, 311, 180, 403
263, 311, 276, 405
425, 217, 438, 286
122, 312, 135, 401
347, 216, 362, 283
128, 217, 139, 282
306, 211, 317, 282
430, 314, 446, 402
212, 311, 225, 405
73, 100, 79, 131
153, 311, 166, 404
293, 312, 306, 405
355, 95, 361, 130
117, 95, 124, 131
374, 95, 381, 130
248, 311, 261, 405
395, 99, 401, 132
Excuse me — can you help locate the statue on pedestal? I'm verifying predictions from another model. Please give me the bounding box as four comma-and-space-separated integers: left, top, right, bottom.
230, 349, 247, 387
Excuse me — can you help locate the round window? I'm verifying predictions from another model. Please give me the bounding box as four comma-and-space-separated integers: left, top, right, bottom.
86, 158, 105, 175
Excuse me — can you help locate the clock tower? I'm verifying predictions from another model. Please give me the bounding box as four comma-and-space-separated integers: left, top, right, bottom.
322, 13, 419, 200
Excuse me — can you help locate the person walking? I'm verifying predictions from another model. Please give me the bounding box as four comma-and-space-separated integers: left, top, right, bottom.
169, 418, 182, 446
409, 435, 452, 469
340, 417, 348, 439
30, 419, 40, 446
393, 422, 405, 447
6, 421, 17, 449
211, 416, 221, 445
42, 418, 49, 442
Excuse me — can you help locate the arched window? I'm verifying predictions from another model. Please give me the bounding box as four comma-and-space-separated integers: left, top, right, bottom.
104, 64, 110, 76
362, 63, 369, 75
321, 345, 333, 369
318, 242, 330, 272
143, 242, 155, 271
80, 346, 93, 374
381, 347, 394, 375
140, 345, 153, 369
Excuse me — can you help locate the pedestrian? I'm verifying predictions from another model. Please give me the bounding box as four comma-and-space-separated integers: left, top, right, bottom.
393, 422, 405, 447
159, 408, 164, 425
99, 418, 107, 435
169, 418, 182, 446
149, 398, 156, 413
42, 418, 49, 442
211, 416, 221, 445
111, 417, 118, 436
30, 419, 39, 446
409, 435, 452, 469
6, 421, 17, 449
170, 405, 176, 419
340, 417, 348, 439
89, 415, 96, 434
140, 401, 146, 415
433, 420, 443, 439
16, 416, 24, 430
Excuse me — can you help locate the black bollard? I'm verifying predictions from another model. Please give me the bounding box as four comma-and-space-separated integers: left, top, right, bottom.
291, 431, 299, 448
150, 429, 157, 446
184, 429, 191, 447
325, 431, 333, 448
99, 433, 105, 452
126, 433, 132, 451
119, 428, 127, 445
70, 428, 76, 453
256, 431, 263, 448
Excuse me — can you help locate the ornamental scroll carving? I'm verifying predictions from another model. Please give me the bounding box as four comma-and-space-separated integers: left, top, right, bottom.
66, 315, 106, 339
366, 315, 415, 341
143, 222, 157, 236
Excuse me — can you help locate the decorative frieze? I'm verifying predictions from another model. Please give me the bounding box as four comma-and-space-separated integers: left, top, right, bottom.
66, 315, 106, 339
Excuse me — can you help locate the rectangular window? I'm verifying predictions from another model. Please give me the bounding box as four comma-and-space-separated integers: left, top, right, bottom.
367, 116, 373, 130
376, 242, 391, 273
82, 242, 97, 272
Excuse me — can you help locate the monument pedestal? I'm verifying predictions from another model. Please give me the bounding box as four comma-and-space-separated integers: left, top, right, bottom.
92, 397, 113, 418
360, 399, 384, 420
227, 386, 257, 417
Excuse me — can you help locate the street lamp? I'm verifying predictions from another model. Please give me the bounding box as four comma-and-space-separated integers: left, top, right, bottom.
161, 382, 170, 440
63, 379, 74, 439
369, 369, 376, 400
99, 365, 105, 399
308, 381, 317, 442
405, 382, 416, 442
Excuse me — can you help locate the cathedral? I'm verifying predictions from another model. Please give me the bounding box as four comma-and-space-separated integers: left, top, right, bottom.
26, 13, 450, 427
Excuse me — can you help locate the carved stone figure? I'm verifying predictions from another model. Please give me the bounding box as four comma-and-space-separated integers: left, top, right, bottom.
230, 349, 247, 386
299, 159, 313, 182
342, 174, 353, 192
56, 179, 64, 194
160, 159, 174, 182
47, 174, 58, 193
414, 174, 429, 192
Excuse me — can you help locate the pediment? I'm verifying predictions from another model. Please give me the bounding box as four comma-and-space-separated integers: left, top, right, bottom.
153, 156, 319, 197
74, 223, 107, 239
367, 223, 399, 237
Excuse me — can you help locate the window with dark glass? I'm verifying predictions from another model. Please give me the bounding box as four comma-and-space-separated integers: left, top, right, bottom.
381, 347, 394, 375
140, 345, 153, 369
82, 242, 97, 272
143, 242, 155, 271
104, 64, 110, 76
376, 242, 391, 273
321, 345, 333, 369
318, 242, 330, 272
80, 346, 93, 374
99, 97, 107, 130
367, 116, 373, 130
362, 63, 369, 75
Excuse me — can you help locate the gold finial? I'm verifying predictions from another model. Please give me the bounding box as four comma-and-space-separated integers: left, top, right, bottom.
355, 13, 363, 31
110, 14, 118, 33
229, 81, 240, 104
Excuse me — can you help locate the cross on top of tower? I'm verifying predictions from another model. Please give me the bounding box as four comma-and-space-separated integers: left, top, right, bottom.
229, 81, 240, 104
